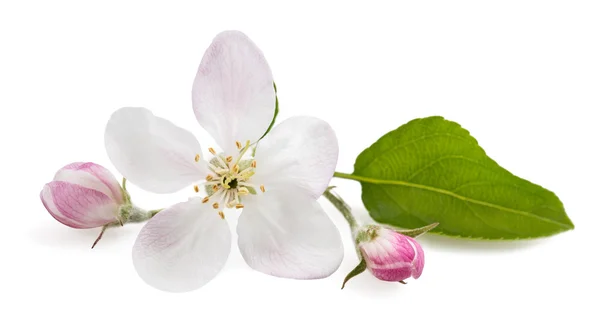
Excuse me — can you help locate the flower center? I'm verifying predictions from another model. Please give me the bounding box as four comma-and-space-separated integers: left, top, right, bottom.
223, 176, 238, 189
193, 140, 265, 219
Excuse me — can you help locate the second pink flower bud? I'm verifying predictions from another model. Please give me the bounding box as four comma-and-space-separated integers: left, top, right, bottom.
342, 223, 437, 289
357, 225, 425, 282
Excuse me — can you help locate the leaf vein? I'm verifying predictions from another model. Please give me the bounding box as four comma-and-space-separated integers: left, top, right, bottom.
407, 155, 488, 181
378, 186, 431, 226
357, 133, 474, 173
464, 202, 521, 236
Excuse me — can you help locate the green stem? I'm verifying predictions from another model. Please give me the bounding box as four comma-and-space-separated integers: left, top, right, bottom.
121, 178, 131, 204
127, 206, 154, 223
323, 188, 358, 231
149, 209, 163, 217
92, 197, 161, 248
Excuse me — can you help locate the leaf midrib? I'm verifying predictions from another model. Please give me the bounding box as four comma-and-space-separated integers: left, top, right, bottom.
336, 172, 572, 229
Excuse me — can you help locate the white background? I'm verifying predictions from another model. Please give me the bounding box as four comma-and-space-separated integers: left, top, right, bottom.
1, 1, 599, 325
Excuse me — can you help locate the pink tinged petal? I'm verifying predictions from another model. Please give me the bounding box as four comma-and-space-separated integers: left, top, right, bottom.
370, 265, 413, 282
53, 162, 124, 204
192, 30, 276, 154
40, 181, 119, 229
252, 117, 339, 199
105, 107, 209, 194
408, 237, 425, 279
41, 184, 78, 227
132, 198, 231, 293
237, 189, 344, 279
386, 230, 417, 263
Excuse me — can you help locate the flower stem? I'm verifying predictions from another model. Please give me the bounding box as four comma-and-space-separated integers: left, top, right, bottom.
121, 178, 132, 204
127, 206, 155, 223
92, 205, 160, 249
149, 209, 163, 217
323, 187, 358, 232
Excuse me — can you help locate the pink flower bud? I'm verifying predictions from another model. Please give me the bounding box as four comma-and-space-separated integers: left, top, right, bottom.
356, 225, 425, 282
40, 162, 125, 229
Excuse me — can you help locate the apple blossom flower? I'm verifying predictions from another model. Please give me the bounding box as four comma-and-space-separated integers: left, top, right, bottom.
40, 162, 126, 229
104, 30, 343, 292
356, 225, 425, 283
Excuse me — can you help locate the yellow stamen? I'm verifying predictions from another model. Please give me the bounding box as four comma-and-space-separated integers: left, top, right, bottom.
260, 185, 266, 193
212, 185, 219, 192
202, 197, 210, 203
218, 211, 225, 219
234, 140, 252, 165
206, 175, 213, 181
238, 187, 249, 195
226, 156, 233, 163
232, 164, 239, 174
235, 204, 244, 209
195, 154, 200, 162
193, 185, 199, 193
236, 141, 242, 150
212, 202, 219, 209
215, 168, 229, 175
208, 147, 216, 155
251, 160, 257, 168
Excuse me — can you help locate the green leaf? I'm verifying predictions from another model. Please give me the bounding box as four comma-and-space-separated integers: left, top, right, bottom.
345, 116, 574, 239
258, 82, 279, 141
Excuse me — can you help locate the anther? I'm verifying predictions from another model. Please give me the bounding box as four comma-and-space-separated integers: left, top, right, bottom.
206, 175, 213, 181
212, 185, 219, 192
236, 141, 242, 150
232, 164, 239, 174
202, 197, 210, 203
226, 156, 233, 163
238, 187, 249, 195
235, 204, 244, 209
260, 185, 266, 193
193, 185, 199, 193
212, 202, 219, 209
195, 154, 200, 162
218, 211, 225, 219
251, 160, 257, 168
208, 147, 216, 155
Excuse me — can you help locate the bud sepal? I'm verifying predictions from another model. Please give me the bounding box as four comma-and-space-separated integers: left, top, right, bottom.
341, 259, 367, 289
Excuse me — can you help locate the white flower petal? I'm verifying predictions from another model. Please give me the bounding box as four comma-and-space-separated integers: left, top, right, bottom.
132, 198, 231, 293
237, 189, 344, 279
253, 116, 339, 198
105, 107, 208, 194
192, 30, 276, 154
